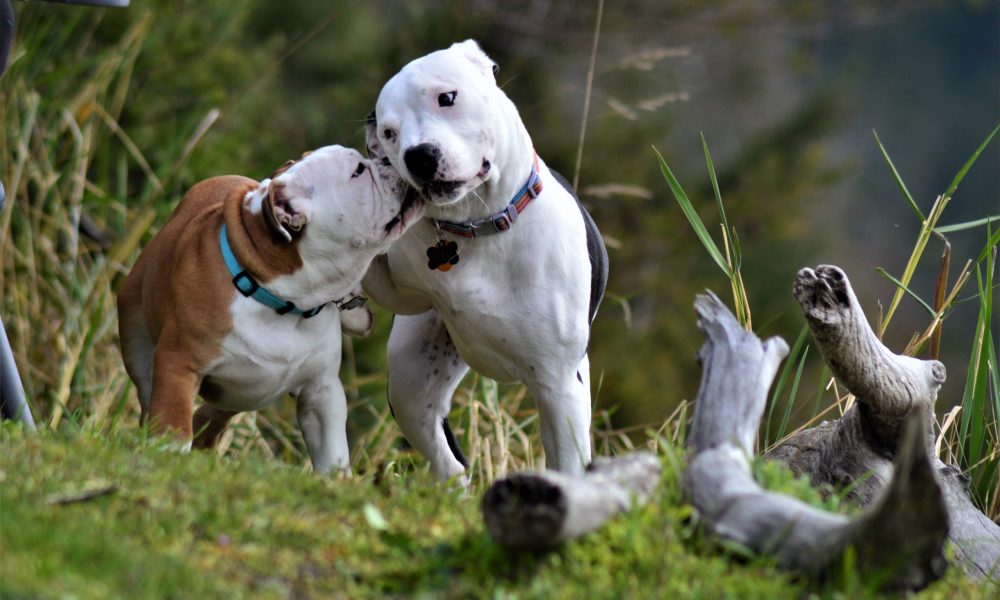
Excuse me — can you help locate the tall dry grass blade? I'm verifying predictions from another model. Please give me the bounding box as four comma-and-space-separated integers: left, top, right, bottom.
902, 260, 972, 357
1, 89, 40, 258
929, 241, 951, 360
936, 405, 963, 463
92, 103, 163, 194
161, 108, 221, 191
572, 0, 604, 190
879, 194, 950, 336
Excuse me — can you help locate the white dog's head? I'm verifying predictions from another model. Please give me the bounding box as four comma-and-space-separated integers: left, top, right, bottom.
259, 145, 422, 254
367, 40, 513, 206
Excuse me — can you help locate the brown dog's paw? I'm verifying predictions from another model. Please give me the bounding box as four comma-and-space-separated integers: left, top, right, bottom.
340, 300, 374, 338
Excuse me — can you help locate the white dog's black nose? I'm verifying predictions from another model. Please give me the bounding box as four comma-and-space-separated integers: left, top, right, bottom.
404, 143, 441, 182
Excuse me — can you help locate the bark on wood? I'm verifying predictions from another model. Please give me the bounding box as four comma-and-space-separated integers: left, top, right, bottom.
481, 452, 660, 551
768, 265, 1000, 579
684, 292, 949, 590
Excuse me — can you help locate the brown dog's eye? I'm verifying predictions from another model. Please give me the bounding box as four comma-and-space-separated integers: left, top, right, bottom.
438, 91, 457, 107
352, 163, 366, 178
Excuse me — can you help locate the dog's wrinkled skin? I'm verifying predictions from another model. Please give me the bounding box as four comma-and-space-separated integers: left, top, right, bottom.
364, 40, 608, 482
117, 145, 423, 474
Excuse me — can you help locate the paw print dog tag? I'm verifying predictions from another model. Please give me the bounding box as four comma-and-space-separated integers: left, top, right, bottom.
427, 240, 460, 272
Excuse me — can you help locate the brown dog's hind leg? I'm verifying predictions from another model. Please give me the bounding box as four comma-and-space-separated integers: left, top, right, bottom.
117, 267, 155, 422
192, 403, 238, 449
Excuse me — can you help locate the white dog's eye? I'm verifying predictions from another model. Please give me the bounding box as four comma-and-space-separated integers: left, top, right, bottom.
382, 128, 396, 141
438, 91, 457, 107
352, 162, 367, 178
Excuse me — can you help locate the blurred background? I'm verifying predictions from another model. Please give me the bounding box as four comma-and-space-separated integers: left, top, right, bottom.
2, 0, 997, 447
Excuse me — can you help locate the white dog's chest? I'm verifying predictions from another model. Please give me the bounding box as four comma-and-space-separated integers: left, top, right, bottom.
202, 296, 341, 411
386, 217, 589, 383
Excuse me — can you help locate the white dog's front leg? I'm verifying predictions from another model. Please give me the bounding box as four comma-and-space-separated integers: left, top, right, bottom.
362, 254, 433, 316
387, 311, 471, 483
530, 355, 594, 475
297, 379, 350, 476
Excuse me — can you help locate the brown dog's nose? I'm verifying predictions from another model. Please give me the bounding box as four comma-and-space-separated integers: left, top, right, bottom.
404, 143, 441, 182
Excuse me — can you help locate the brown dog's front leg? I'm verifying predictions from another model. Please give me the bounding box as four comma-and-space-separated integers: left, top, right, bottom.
148, 348, 199, 440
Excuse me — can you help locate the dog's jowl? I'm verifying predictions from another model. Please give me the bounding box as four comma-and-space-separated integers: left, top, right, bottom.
364, 40, 608, 481
116, 145, 424, 474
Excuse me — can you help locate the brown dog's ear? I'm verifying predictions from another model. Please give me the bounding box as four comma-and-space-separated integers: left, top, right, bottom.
270, 159, 296, 180
262, 179, 306, 243
365, 109, 387, 162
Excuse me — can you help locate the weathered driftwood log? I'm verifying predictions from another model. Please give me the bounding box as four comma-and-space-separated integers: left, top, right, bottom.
769, 265, 1000, 579
481, 452, 660, 550
683, 292, 949, 590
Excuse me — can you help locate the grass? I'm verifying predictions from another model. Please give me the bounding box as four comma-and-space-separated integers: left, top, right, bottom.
3, 424, 994, 600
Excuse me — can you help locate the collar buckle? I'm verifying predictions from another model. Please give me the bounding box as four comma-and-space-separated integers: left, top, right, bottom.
337, 296, 368, 311
492, 204, 519, 233
232, 271, 259, 297
526, 170, 541, 199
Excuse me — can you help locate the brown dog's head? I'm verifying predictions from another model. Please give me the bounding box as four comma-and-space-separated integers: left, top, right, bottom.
258, 145, 424, 254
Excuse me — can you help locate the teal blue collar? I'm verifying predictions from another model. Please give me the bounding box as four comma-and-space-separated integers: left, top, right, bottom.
219, 224, 365, 318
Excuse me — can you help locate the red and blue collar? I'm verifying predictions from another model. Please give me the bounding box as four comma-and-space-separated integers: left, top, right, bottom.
431, 152, 543, 238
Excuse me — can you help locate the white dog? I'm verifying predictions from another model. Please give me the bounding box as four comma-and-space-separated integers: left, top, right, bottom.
363, 40, 608, 480
117, 146, 423, 474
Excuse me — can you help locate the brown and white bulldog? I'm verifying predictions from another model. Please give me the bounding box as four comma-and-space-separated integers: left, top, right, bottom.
116, 145, 422, 474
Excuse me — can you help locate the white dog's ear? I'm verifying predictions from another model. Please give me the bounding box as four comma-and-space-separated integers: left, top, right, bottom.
262, 179, 307, 243
452, 39, 498, 82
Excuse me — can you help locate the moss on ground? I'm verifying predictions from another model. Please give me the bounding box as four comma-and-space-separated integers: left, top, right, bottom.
0, 427, 992, 599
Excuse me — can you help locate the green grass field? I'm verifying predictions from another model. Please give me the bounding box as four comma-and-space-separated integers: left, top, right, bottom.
2, 425, 994, 599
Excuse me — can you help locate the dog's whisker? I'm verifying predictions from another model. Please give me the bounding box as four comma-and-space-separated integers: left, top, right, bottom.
470, 189, 489, 214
